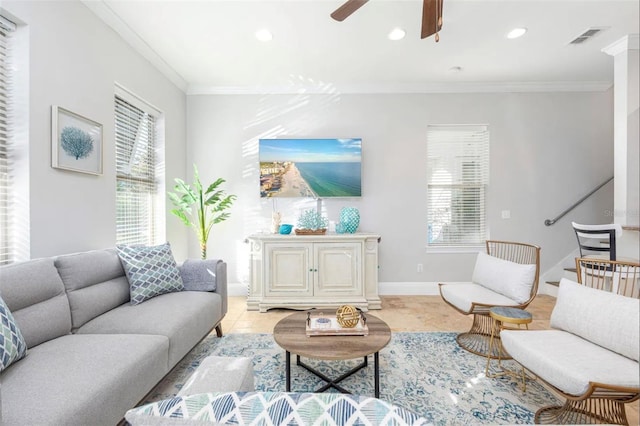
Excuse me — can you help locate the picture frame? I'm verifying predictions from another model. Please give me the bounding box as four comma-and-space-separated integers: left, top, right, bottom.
52, 106, 103, 175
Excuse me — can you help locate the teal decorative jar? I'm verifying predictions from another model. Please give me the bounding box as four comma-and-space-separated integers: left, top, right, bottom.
339, 207, 360, 234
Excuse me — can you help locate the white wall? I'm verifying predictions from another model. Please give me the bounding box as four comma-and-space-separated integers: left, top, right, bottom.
3, 1, 188, 260
187, 91, 614, 287
0, 0, 617, 284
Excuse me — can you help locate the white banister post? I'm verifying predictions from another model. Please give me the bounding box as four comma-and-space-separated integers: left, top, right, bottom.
602, 35, 639, 227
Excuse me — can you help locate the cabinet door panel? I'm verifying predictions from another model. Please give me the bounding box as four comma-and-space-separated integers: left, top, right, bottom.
265, 244, 313, 296
315, 243, 362, 296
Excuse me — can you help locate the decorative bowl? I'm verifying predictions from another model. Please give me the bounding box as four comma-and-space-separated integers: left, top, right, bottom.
279, 224, 293, 234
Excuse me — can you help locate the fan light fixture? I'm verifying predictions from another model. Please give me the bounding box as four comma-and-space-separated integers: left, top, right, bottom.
255, 29, 273, 42
331, 0, 443, 42
388, 28, 406, 41
506, 28, 527, 39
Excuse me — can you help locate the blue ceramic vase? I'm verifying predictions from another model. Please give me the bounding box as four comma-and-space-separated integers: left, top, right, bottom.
339, 207, 360, 234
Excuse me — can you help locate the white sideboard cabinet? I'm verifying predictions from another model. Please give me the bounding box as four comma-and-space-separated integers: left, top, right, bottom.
247, 233, 381, 312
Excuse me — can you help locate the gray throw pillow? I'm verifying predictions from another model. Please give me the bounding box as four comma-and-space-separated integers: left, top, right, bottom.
0, 294, 27, 372
116, 243, 184, 305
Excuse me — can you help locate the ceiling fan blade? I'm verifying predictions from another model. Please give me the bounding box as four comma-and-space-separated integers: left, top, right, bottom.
331, 0, 369, 22
421, 0, 444, 39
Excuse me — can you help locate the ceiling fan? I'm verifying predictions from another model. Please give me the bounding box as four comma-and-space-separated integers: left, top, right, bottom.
331, 0, 444, 41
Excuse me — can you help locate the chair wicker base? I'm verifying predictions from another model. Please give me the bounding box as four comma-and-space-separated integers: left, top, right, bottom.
456, 313, 510, 359
535, 398, 630, 425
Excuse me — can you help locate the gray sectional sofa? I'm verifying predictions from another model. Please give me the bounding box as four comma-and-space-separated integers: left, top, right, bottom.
0, 248, 227, 426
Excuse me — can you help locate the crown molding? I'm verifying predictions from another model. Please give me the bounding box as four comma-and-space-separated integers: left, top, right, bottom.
82, 0, 188, 93
188, 80, 613, 96
602, 34, 640, 56
81, 0, 615, 97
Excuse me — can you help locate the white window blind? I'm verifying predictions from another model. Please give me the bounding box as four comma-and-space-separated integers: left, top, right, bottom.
427, 125, 489, 248
0, 15, 16, 265
115, 93, 161, 246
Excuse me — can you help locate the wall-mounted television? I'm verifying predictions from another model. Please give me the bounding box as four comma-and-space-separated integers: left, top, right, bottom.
259, 138, 362, 198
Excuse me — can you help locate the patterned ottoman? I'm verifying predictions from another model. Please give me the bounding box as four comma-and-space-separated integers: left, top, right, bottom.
126, 391, 431, 425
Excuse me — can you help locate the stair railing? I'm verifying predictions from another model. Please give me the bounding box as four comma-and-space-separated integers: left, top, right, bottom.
544, 176, 614, 226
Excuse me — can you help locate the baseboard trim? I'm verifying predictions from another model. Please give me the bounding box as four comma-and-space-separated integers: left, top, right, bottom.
378, 281, 441, 295
229, 282, 444, 297
230, 281, 557, 298
229, 282, 248, 296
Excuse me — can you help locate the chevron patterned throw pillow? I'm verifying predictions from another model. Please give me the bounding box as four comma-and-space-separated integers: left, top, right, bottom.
117, 242, 184, 305
0, 295, 27, 372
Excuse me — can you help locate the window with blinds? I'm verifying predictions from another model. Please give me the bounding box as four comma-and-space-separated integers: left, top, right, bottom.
115, 93, 161, 246
427, 125, 489, 248
0, 15, 16, 265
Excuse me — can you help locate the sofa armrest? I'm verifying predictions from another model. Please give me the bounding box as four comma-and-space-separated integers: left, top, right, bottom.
179, 259, 228, 317
216, 261, 228, 318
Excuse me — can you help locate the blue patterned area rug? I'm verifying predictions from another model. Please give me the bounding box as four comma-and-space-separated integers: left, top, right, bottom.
145, 332, 559, 425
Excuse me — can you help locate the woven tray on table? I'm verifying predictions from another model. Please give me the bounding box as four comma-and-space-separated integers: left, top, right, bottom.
294, 228, 327, 235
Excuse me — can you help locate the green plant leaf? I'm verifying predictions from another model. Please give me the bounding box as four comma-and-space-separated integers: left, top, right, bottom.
174, 180, 197, 204
204, 190, 225, 205
170, 209, 192, 227
205, 178, 226, 194
193, 165, 203, 193
211, 194, 236, 212
212, 212, 231, 224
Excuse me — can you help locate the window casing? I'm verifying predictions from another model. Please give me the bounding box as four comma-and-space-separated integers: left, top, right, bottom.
427, 125, 489, 250
0, 15, 16, 265
115, 88, 164, 246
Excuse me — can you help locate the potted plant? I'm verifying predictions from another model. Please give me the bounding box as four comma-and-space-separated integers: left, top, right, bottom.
168, 164, 236, 259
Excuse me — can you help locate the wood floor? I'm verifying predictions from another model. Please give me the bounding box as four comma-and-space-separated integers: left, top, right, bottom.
221, 294, 639, 425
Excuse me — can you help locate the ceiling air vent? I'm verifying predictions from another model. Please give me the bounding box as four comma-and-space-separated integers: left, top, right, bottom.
569, 27, 609, 45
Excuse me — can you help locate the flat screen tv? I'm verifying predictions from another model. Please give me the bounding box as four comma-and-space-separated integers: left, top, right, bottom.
259, 138, 362, 198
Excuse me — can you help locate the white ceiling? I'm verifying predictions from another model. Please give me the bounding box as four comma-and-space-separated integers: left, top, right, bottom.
86, 0, 639, 94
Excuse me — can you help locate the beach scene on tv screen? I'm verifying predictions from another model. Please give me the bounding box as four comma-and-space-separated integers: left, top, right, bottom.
259, 138, 362, 198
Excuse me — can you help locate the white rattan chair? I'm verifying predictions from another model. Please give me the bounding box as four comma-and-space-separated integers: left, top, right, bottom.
438, 240, 540, 358
504, 258, 640, 425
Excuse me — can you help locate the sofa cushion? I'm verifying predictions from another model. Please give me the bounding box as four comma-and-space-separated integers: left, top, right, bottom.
0, 333, 169, 426
501, 329, 639, 396
77, 291, 221, 366
0, 258, 72, 348
0, 295, 27, 372
117, 243, 184, 305
471, 252, 536, 304
55, 249, 130, 330
440, 283, 520, 313
551, 278, 639, 361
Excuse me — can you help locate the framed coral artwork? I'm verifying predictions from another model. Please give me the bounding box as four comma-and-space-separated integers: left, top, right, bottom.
51, 106, 103, 175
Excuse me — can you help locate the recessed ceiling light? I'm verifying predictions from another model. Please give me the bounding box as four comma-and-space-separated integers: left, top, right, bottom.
255, 29, 273, 42
506, 27, 527, 39
388, 28, 406, 41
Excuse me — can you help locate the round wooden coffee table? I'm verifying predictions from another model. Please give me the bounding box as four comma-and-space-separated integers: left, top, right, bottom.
273, 311, 391, 398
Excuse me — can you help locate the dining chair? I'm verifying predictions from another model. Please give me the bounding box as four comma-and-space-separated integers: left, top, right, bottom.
571, 222, 622, 261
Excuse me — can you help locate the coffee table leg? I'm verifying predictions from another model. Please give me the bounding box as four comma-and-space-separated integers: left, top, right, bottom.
374, 352, 380, 398
286, 351, 291, 391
